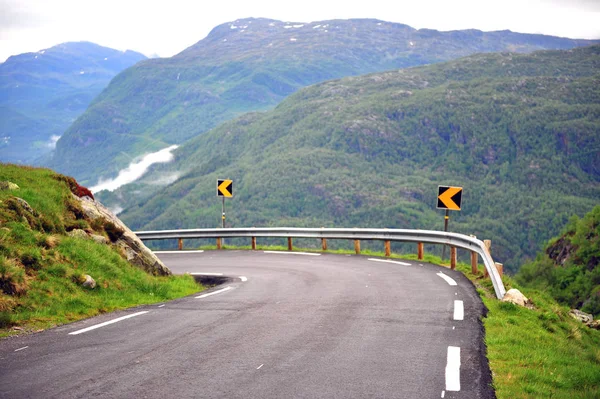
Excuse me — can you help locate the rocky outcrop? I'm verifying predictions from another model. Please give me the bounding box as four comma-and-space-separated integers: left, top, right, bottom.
72, 195, 170, 276
502, 288, 530, 307
67, 229, 88, 240
569, 309, 593, 324
0, 181, 19, 190
82, 275, 96, 289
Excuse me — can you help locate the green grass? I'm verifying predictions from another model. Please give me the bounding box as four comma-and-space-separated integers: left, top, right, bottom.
0, 164, 203, 337
188, 244, 600, 398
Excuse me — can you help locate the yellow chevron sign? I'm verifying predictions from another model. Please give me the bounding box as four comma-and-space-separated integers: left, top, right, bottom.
217, 179, 233, 197
437, 186, 462, 211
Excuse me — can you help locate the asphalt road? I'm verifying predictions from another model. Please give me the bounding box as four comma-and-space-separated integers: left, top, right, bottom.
0, 251, 494, 398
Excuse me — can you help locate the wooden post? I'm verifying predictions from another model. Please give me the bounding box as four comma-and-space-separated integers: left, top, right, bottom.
178, 238, 183, 251
354, 240, 361, 255
384, 240, 391, 257
322, 238, 328, 251
287, 237, 293, 251
251, 237, 256, 250
471, 251, 478, 274
417, 242, 424, 260
216, 238, 222, 250
450, 246, 457, 270
495, 262, 504, 278
484, 240, 492, 256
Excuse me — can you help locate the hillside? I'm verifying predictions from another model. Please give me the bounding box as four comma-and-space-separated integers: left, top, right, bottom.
516, 205, 600, 316
0, 42, 146, 164
0, 164, 199, 335
110, 45, 600, 273
47, 18, 598, 185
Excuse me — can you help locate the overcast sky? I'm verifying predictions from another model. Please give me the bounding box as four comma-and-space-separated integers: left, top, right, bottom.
1, 0, 599, 62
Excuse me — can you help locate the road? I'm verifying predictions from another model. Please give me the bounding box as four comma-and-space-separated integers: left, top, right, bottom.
0, 251, 494, 398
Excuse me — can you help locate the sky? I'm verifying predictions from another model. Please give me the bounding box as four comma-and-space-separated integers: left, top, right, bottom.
1, 0, 599, 62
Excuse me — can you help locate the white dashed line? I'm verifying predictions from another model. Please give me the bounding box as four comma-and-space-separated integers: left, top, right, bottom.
453, 300, 464, 321
436, 272, 457, 286
69, 311, 149, 335
446, 346, 461, 391
195, 286, 233, 299
153, 250, 205, 254
441, 391, 445, 398
367, 258, 411, 266
158, 304, 165, 308
190, 272, 223, 276
14, 346, 28, 352
257, 364, 264, 370
263, 251, 321, 256
239, 276, 248, 282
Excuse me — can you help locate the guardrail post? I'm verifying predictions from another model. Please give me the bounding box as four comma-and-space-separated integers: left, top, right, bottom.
450, 246, 457, 270
417, 242, 424, 260
471, 251, 478, 274
384, 240, 391, 257
216, 238, 222, 250
354, 240, 361, 254
288, 237, 293, 251
322, 238, 328, 251
178, 238, 183, 250
251, 236, 256, 250
484, 240, 491, 277
495, 262, 503, 278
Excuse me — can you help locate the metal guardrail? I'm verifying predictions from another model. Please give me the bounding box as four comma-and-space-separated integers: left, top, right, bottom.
134, 227, 506, 299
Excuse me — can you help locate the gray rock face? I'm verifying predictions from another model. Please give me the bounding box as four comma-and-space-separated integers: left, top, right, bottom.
0, 181, 19, 190
502, 288, 529, 307
15, 198, 35, 215
82, 274, 96, 289
67, 229, 88, 239
569, 309, 593, 324
90, 234, 109, 245
73, 195, 170, 276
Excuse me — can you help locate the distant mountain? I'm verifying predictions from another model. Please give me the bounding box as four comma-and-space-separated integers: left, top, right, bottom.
0, 42, 146, 164
47, 18, 598, 185
110, 45, 600, 272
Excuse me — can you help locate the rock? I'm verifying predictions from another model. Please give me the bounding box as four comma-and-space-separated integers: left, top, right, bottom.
0, 181, 19, 190
502, 288, 529, 307
569, 309, 593, 324
90, 234, 109, 245
588, 320, 600, 330
15, 197, 35, 215
82, 275, 96, 289
70, 195, 171, 276
67, 229, 88, 239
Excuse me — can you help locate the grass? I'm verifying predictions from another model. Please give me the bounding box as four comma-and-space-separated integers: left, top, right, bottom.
0, 164, 203, 338
186, 243, 600, 398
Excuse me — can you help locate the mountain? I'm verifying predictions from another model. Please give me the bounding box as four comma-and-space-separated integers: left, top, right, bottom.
0, 42, 146, 164
516, 205, 600, 316
109, 45, 600, 273
47, 18, 598, 185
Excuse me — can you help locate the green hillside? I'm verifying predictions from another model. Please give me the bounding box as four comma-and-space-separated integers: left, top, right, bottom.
0, 42, 146, 164
47, 18, 598, 185
111, 45, 600, 273
0, 164, 199, 335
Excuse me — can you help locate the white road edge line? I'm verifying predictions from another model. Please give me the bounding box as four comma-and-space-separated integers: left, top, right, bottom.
190, 272, 223, 276
257, 364, 264, 370
368, 258, 411, 266
69, 311, 149, 335
263, 251, 321, 256
240, 276, 248, 282
446, 346, 461, 391
14, 346, 28, 352
153, 250, 205, 254
436, 272, 458, 286
158, 304, 165, 308
195, 286, 233, 299
453, 300, 464, 321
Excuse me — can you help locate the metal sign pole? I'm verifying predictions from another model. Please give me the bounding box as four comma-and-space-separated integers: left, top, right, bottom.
442, 209, 449, 260
222, 196, 225, 229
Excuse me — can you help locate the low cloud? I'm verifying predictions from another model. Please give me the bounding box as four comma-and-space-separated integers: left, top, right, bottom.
90, 145, 179, 193
47, 135, 60, 149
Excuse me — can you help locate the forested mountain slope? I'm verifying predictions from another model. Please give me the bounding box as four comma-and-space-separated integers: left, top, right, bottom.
113, 45, 600, 272
48, 18, 598, 185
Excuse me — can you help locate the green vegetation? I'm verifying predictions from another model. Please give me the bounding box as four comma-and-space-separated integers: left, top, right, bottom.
113, 45, 600, 274
49, 18, 597, 184
0, 164, 201, 337
517, 205, 600, 317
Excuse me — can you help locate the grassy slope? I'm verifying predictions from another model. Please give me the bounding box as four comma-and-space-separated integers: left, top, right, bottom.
0, 164, 201, 337
115, 46, 600, 273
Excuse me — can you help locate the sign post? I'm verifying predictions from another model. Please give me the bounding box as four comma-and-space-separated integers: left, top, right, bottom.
437, 186, 463, 260
217, 179, 233, 230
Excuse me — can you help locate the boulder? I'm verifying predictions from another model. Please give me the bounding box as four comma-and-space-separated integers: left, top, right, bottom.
15, 197, 35, 215
569, 309, 593, 324
82, 274, 96, 289
90, 234, 109, 245
0, 181, 19, 190
67, 229, 88, 240
70, 194, 170, 276
588, 320, 600, 330
502, 288, 529, 307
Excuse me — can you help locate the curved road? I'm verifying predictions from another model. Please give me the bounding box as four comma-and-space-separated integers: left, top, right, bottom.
0, 251, 494, 398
